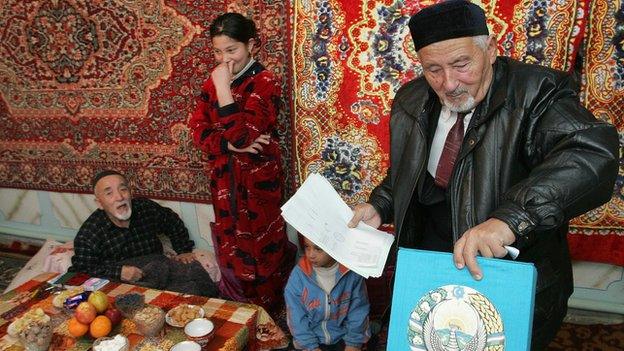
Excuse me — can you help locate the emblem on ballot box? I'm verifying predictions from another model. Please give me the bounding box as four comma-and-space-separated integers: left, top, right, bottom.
389, 249, 535, 351
408, 285, 504, 350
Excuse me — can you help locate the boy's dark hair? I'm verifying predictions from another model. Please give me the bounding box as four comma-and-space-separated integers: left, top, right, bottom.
92, 170, 126, 189
209, 12, 258, 44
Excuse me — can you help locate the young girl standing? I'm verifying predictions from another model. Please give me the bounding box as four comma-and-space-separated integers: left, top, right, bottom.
189, 12, 294, 311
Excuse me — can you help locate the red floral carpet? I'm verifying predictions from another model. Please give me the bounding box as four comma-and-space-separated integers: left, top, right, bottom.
0, 0, 292, 203
291, 0, 587, 206
568, 0, 624, 266
291, 0, 624, 266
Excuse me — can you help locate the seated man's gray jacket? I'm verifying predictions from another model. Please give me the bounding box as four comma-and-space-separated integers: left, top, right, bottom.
369, 56, 619, 325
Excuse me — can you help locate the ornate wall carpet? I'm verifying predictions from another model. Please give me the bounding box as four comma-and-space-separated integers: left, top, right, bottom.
291, 0, 588, 207
0, 0, 292, 203
568, 0, 624, 266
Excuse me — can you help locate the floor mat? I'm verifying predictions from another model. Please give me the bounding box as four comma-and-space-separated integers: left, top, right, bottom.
0, 235, 42, 256
0, 254, 30, 291
547, 322, 624, 350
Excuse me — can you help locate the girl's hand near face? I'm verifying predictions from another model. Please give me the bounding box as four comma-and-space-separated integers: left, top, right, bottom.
211, 62, 233, 89
227, 60, 235, 75
212, 61, 235, 106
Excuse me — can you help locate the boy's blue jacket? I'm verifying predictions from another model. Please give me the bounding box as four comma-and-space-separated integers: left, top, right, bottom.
285, 256, 370, 350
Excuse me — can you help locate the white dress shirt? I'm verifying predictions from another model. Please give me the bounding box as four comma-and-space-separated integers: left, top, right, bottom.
427, 105, 474, 177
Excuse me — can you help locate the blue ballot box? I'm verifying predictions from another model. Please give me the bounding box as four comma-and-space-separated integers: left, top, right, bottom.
388, 248, 536, 350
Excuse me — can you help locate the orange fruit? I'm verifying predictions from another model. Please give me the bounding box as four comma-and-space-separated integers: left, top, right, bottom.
68, 317, 89, 338
89, 315, 112, 338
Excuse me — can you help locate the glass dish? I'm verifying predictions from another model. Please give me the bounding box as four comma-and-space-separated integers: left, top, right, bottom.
114, 293, 145, 318
133, 305, 165, 337
17, 321, 52, 351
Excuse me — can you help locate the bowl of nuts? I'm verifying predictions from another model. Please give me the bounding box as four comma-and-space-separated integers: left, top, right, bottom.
132, 304, 165, 337
7, 308, 52, 351
166, 304, 205, 328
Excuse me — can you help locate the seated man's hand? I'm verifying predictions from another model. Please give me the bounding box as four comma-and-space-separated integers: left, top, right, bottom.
173, 252, 196, 264
121, 265, 143, 282
345, 346, 361, 351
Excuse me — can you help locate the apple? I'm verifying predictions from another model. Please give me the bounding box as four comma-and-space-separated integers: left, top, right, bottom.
75, 302, 97, 324
87, 291, 109, 313
104, 307, 122, 325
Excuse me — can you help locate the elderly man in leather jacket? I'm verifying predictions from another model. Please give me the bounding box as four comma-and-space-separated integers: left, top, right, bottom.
349, 1, 619, 349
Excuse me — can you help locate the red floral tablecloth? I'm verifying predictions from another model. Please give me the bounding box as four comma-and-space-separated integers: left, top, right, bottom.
0, 273, 288, 351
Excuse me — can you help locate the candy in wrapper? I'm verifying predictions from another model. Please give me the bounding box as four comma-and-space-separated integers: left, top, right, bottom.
64, 291, 91, 309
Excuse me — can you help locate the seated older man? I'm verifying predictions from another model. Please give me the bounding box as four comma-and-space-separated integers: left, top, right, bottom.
69, 170, 218, 297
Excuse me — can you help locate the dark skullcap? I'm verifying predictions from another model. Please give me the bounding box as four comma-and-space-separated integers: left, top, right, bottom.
409, 0, 489, 51
92, 169, 126, 189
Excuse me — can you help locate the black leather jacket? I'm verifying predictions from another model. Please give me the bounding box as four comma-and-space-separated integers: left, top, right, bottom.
369, 57, 618, 339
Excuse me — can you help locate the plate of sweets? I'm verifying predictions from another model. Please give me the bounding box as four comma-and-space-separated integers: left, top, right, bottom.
166, 304, 205, 327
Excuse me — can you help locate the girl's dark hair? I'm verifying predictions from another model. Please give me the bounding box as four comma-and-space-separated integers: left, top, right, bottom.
209, 13, 258, 44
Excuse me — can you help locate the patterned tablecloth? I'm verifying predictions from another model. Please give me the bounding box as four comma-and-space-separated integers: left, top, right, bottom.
0, 273, 289, 351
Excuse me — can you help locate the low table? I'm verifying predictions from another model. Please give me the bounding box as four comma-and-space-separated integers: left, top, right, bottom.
0, 273, 288, 350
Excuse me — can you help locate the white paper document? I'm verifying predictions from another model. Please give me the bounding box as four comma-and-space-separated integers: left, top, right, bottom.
281, 173, 395, 278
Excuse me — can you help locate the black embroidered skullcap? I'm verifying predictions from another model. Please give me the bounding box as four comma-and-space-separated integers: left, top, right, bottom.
409, 0, 489, 51
92, 169, 126, 189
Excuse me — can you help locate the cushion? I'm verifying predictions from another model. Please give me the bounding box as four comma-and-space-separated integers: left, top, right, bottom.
4, 239, 68, 292
43, 241, 74, 274
159, 234, 221, 283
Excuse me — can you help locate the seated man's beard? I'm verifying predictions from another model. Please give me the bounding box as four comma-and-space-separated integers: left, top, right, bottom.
114, 201, 132, 221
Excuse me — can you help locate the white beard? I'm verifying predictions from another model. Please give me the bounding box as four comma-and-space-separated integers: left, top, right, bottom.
442, 86, 477, 113
113, 201, 132, 221
444, 94, 476, 113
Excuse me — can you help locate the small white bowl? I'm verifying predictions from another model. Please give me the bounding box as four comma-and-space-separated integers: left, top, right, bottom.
92, 335, 129, 351
170, 341, 201, 351
184, 318, 215, 348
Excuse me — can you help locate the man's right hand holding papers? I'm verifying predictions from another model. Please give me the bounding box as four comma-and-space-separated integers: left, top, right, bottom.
280, 173, 394, 278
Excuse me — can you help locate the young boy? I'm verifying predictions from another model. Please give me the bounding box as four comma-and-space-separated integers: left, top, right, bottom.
285, 237, 370, 351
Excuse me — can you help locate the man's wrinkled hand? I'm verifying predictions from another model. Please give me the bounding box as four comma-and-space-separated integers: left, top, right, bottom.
348, 203, 382, 229
453, 218, 515, 280
121, 265, 143, 282
173, 252, 196, 264
345, 346, 361, 351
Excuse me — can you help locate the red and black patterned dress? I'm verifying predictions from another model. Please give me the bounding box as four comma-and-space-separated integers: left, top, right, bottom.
189, 61, 294, 310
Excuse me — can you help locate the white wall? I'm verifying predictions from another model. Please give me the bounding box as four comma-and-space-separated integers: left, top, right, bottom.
569, 261, 624, 314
